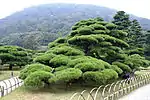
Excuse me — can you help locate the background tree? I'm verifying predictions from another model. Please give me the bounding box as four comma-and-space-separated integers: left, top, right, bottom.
112, 11, 131, 31
0, 46, 32, 70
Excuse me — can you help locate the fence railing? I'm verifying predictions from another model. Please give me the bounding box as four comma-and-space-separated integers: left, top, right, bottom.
0, 76, 23, 97
69, 73, 150, 100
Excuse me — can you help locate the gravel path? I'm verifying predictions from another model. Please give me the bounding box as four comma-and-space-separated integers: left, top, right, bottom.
119, 84, 150, 100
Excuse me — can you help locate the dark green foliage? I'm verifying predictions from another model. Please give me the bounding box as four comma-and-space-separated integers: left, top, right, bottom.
78, 26, 94, 35
110, 30, 128, 39
48, 37, 67, 48
90, 24, 106, 30
20, 63, 52, 80
74, 62, 104, 72
49, 68, 82, 84
68, 35, 98, 46
111, 65, 123, 75
0, 45, 32, 70
129, 19, 145, 48
83, 69, 118, 84
125, 48, 144, 56
112, 62, 132, 73
0, 53, 15, 61
33, 53, 56, 66
112, 11, 131, 30
55, 66, 69, 71
68, 56, 111, 69
93, 30, 107, 34
124, 54, 150, 69
105, 23, 117, 30
24, 71, 54, 89
47, 46, 84, 56
50, 55, 71, 67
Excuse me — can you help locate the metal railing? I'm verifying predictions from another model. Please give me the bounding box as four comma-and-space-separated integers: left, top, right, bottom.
0, 76, 23, 97
69, 73, 150, 100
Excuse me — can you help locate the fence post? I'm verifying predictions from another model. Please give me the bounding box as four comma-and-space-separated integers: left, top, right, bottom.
87, 87, 97, 100
12, 77, 17, 88
2, 81, 8, 95
0, 86, 4, 97
8, 79, 12, 92
94, 85, 103, 100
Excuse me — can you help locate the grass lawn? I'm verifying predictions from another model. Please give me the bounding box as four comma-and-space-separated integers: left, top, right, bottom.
1, 85, 93, 100
0, 71, 20, 80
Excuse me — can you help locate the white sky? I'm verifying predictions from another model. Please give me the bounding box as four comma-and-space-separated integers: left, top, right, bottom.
0, 0, 149, 19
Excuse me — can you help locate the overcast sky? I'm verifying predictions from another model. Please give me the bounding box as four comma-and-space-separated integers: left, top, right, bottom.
0, 0, 149, 19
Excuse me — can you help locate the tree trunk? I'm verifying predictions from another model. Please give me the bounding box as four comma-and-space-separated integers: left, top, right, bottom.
9, 65, 13, 70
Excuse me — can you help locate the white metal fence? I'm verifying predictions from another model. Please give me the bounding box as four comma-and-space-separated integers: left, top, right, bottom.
0, 76, 23, 97
69, 73, 150, 100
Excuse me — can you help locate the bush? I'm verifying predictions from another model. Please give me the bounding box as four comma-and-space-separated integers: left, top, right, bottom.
82, 71, 103, 84
70, 30, 78, 36
110, 30, 128, 39
68, 36, 98, 46
82, 69, 118, 84
24, 71, 54, 89
124, 54, 150, 69
48, 38, 67, 48
90, 24, 106, 30
101, 69, 118, 83
112, 62, 132, 73
20, 63, 52, 80
68, 56, 110, 69
48, 46, 84, 56
78, 26, 94, 35
55, 66, 69, 71
105, 23, 117, 30
93, 30, 106, 34
49, 68, 82, 84
50, 55, 71, 67
11, 51, 27, 56
0, 53, 15, 61
111, 65, 123, 75
74, 62, 105, 72
33, 53, 56, 65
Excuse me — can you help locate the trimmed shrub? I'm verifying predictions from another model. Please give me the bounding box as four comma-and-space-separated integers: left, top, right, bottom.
48, 38, 67, 48
124, 54, 150, 69
49, 68, 82, 84
82, 71, 103, 84
24, 71, 54, 89
70, 30, 78, 36
20, 63, 52, 80
111, 65, 123, 75
90, 24, 106, 30
101, 69, 118, 83
50, 55, 71, 67
55, 66, 69, 71
78, 26, 94, 35
93, 30, 106, 34
105, 23, 117, 30
82, 69, 118, 84
74, 62, 104, 72
33, 53, 56, 65
48, 46, 84, 56
112, 62, 132, 73
68, 36, 98, 46
0, 53, 15, 61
